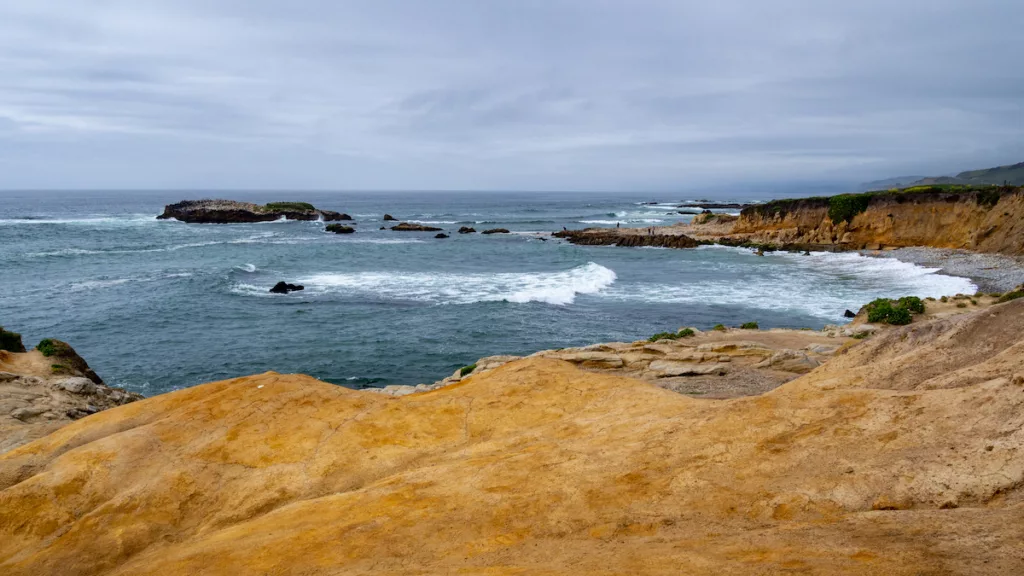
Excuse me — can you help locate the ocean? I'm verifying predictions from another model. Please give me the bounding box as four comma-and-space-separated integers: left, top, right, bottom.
0, 190, 975, 395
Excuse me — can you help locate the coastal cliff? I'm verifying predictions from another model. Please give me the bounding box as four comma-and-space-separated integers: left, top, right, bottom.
157, 200, 351, 223
727, 185, 1024, 254
2, 301, 1024, 574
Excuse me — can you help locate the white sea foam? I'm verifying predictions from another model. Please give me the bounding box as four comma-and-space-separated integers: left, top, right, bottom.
236, 263, 258, 273
579, 219, 664, 225
290, 262, 617, 306
0, 214, 157, 226
603, 246, 976, 320
406, 220, 460, 225
68, 272, 193, 292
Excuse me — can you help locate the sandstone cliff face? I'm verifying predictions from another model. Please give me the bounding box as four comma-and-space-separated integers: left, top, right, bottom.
2, 302, 1023, 575
731, 188, 1024, 254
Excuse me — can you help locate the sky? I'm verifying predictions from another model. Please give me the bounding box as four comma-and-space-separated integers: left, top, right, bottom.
1, 0, 1022, 192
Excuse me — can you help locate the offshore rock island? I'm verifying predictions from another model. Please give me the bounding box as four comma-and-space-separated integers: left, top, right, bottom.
157, 199, 352, 223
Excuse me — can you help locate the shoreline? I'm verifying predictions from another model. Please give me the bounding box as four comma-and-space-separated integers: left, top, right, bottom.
861, 247, 1024, 293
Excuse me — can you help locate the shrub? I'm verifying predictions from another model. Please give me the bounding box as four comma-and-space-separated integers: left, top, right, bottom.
0, 327, 25, 353
997, 290, 1024, 303
459, 364, 477, 377
971, 299, 978, 305
37, 338, 59, 357
896, 296, 925, 314
648, 332, 678, 342
940, 296, 949, 303
866, 298, 894, 323
712, 324, 726, 331
739, 322, 759, 330
263, 202, 316, 212
678, 328, 695, 338
828, 194, 872, 224
851, 332, 871, 339
887, 307, 913, 325
865, 297, 922, 325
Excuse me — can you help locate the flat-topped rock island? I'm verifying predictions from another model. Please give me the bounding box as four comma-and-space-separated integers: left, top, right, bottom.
157, 199, 351, 223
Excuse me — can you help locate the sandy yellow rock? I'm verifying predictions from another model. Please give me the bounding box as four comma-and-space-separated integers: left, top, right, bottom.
2, 302, 1024, 575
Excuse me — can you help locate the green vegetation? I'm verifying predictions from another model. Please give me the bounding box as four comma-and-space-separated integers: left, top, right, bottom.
956, 302, 968, 308
37, 338, 60, 357
648, 328, 696, 342
712, 324, 726, 332
865, 297, 925, 326
827, 194, 872, 224
460, 364, 477, 377
744, 182, 1022, 222
51, 364, 69, 374
739, 322, 759, 330
896, 296, 925, 314
997, 289, 1024, 303
940, 296, 949, 303
263, 202, 317, 212
0, 326, 25, 353
851, 332, 871, 340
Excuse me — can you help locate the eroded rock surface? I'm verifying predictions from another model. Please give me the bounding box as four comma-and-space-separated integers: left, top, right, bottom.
2, 302, 1024, 574
157, 199, 351, 223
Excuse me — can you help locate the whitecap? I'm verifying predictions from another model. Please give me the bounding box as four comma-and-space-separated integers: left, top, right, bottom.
291, 262, 617, 306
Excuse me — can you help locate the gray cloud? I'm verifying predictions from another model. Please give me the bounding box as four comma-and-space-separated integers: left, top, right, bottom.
0, 0, 1022, 191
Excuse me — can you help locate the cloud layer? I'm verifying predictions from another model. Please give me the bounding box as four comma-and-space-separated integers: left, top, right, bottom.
2, 0, 1022, 190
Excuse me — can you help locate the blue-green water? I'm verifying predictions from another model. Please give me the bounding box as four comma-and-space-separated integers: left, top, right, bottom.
0, 190, 974, 395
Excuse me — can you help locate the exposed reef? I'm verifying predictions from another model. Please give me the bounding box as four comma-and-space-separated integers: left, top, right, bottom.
157, 200, 351, 224
391, 222, 443, 232
553, 227, 701, 248
324, 224, 355, 234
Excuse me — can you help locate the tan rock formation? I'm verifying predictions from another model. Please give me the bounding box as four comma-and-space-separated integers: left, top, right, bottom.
3, 301, 1024, 574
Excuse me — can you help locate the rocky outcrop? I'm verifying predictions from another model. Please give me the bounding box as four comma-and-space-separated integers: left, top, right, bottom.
457, 226, 476, 234
0, 328, 25, 353
382, 214, 397, 221
324, 224, 355, 234
391, 222, 443, 232
553, 228, 701, 249
3, 302, 1024, 574
434, 233, 449, 239
157, 200, 351, 224
269, 282, 304, 294
0, 341, 142, 453
723, 185, 1024, 255
481, 228, 510, 235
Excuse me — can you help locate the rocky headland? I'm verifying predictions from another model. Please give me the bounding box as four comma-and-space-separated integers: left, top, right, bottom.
554, 185, 1024, 258
2, 296, 1024, 574
0, 331, 142, 453
157, 200, 352, 223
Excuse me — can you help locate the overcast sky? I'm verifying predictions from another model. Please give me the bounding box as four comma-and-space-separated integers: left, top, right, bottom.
1, 1, 1022, 191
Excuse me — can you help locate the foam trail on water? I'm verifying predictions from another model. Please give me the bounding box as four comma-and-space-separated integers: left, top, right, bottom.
288, 262, 617, 306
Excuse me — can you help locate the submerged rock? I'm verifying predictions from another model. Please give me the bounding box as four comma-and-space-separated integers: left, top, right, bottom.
434, 233, 449, 239
481, 228, 510, 235
458, 227, 477, 234
270, 282, 304, 294
325, 224, 355, 234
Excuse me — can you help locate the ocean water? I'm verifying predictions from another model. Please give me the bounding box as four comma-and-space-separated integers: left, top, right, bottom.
0, 190, 975, 395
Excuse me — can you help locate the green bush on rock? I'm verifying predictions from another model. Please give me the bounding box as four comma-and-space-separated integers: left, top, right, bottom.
712, 324, 726, 332
0, 326, 26, 353
460, 364, 477, 377
827, 194, 872, 224
648, 328, 696, 342
263, 202, 316, 212
997, 289, 1024, 303
739, 322, 759, 330
865, 297, 923, 326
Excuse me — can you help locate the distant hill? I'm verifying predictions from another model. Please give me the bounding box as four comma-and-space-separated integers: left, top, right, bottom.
862, 161, 1024, 190
858, 175, 926, 191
